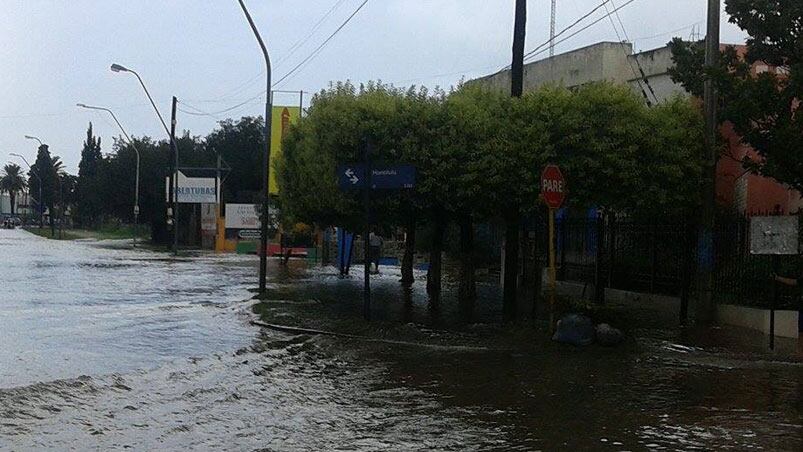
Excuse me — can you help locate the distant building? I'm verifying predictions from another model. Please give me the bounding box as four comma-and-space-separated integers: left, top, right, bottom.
1, 191, 32, 216
472, 41, 800, 215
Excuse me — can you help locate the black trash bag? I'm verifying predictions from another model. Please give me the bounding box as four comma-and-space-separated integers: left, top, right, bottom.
552, 314, 595, 346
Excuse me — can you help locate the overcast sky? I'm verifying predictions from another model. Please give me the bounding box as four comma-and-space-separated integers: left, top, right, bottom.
1, 0, 746, 173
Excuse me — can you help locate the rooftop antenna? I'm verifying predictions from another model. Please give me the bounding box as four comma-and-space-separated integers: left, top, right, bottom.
550, 0, 557, 57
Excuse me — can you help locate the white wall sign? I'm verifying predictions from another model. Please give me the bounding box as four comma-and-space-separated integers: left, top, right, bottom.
225, 203, 260, 229
750, 216, 799, 255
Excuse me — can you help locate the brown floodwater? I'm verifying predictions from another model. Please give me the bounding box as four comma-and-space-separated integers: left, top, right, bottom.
1, 229, 800, 450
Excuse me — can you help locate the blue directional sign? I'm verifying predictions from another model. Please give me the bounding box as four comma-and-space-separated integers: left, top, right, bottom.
338, 164, 416, 190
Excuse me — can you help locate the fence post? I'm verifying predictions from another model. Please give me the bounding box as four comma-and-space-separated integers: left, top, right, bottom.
650, 223, 658, 293
680, 221, 693, 323
608, 215, 617, 289
594, 211, 606, 304
531, 212, 543, 319
559, 214, 567, 280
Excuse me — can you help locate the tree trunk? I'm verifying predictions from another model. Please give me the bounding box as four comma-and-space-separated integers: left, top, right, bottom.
426, 219, 445, 303
9, 192, 15, 215
401, 218, 416, 287
49, 203, 55, 237
458, 216, 476, 314
503, 209, 520, 321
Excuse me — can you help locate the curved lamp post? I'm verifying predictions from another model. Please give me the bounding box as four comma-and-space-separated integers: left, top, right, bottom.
111, 63, 177, 253
77, 103, 141, 247
238, 0, 273, 295
9, 152, 42, 228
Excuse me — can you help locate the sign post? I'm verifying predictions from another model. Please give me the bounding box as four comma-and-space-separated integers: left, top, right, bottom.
338, 152, 416, 321
749, 215, 799, 350
541, 164, 566, 330
363, 142, 372, 321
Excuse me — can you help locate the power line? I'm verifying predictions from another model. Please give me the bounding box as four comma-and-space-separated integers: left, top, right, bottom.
522, 0, 639, 64
491, 0, 617, 76
607, 0, 659, 104
601, 1, 653, 106
274, 0, 370, 89
631, 21, 702, 42
185, 0, 347, 104
274, 0, 349, 68
186, 0, 368, 115
523, 0, 614, 62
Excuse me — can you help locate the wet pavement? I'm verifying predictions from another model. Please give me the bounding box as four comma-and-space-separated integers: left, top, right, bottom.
1, 228, 801, 451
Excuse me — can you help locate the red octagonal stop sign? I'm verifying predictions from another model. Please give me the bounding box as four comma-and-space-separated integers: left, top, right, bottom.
540, 164, 566, 209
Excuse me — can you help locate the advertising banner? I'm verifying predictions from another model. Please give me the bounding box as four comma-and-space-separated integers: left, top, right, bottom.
270, 106, 301, 195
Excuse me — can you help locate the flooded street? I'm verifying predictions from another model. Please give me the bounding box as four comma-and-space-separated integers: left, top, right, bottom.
1, 228, 801, 451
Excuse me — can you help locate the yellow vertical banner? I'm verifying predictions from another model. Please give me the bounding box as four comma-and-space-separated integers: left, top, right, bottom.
270, 105, 301, 194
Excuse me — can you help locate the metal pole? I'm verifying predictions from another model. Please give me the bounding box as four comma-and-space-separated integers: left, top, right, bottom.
238, 0, 273, 295
11, 153, 43, 228
503, 0, 527, 321
171, 96, 179, 255
697, 0, 720, 324
548, 208, 557, 330
770, 255, 779, 350
76, 104, 141, 247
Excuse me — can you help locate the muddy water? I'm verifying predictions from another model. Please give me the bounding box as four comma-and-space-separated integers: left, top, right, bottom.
1, 229, 801, 451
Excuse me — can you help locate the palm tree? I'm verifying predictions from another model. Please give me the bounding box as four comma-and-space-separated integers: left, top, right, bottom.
1, 163, 27, 215
51, 156, 65, 176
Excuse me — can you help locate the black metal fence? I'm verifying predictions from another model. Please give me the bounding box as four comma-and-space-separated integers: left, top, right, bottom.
537, 210, 801, 311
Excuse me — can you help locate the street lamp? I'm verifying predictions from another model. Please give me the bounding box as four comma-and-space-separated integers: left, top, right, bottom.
77, 103, 141, 247
24, 135, 43, 146
111, 63, 177, 254
9, 152, 42, 228
238, 0, 273, 296
109, 64, 171, 136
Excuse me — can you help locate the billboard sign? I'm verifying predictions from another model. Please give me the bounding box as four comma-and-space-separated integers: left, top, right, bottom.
166, 171, 218, 204
270, 106, 301, 195
225, 203, 260, 229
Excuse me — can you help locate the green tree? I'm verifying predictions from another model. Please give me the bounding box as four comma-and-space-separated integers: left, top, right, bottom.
668, 1, 803, 191
28, 144, 57, 228
1, 163, 27, 215
77, 123, 104, 228
205, 117, 265, 203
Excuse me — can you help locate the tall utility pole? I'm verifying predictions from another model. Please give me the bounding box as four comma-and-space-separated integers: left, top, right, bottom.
697, 0, 720, 324
511, 0, 527, 98
238, 0, 273, 296
170, 96, 179, 255
504, 0, 527, 320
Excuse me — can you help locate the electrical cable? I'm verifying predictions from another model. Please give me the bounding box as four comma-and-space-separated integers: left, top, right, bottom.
182, 0, 368, 115
273, 0, 370, 89
608, 0, 660, 104
185, 0, 348, 104
523, 0, 613, 61
274, 0, 349, 68
602, 1, 653, 106
520, 0, 639, 65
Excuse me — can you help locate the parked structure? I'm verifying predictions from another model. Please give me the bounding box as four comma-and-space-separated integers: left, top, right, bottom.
473, 41, 801, 215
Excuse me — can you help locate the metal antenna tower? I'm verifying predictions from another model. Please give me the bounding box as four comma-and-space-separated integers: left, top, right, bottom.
550, 0, 557, 57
